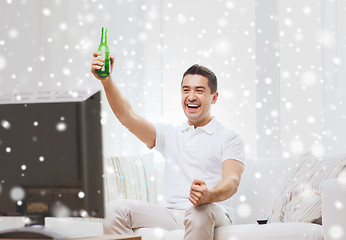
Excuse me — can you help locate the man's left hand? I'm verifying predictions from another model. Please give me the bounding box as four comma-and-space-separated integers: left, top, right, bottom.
188, 179, 212, 206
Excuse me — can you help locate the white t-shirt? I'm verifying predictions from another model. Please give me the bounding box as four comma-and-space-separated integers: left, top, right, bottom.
154, 118, 245, 221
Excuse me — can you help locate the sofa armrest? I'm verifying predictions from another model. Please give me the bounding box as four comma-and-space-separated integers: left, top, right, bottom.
322, 178, 346, 240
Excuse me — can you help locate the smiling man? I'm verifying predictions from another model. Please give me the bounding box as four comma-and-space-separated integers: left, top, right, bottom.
182, 73, 216, 127
91, 53, 245, 240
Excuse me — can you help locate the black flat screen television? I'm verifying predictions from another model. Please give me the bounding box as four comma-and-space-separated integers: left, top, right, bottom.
0, 90, 104, 238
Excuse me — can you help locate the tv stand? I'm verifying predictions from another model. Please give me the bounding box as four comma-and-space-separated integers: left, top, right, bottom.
0, 225, 63, 239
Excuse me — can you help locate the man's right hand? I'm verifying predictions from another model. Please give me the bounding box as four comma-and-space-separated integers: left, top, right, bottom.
90, 51, 115, 83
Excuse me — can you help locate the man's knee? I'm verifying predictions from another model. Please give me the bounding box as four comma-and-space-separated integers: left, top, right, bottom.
103, 200, 138, 234
184, 204, 215, 227
105, 199, 148, 222
106, 200, 131, 217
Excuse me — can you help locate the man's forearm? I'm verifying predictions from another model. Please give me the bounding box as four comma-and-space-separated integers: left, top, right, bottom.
101, 76, 135, 127
189, 160, 243, 206
210, 176, 240, 203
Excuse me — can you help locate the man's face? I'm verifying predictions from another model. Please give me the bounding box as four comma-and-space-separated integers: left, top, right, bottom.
181, 74, 218, 127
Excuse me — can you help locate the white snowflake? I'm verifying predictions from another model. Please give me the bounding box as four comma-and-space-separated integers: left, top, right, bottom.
237, 203, 251, 218
56, 122, 67, 132
10, 187, 25, 201
42, 8, 51, 17
8, 28, 19, 39
301, 70, 317, 86
328, 225, 344, 239
1, 120, 11, 129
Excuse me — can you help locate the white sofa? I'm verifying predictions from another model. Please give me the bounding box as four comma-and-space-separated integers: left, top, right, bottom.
3, 153, 346, 240
127, 154, 328, 240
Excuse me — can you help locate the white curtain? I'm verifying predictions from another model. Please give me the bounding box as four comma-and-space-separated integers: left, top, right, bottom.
1, 0, 345, 159
321, 0, 346, 156
278, 0, 346, 158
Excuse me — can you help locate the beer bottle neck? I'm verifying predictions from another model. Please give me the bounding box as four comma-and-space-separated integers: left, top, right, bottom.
100, 28, 107, 44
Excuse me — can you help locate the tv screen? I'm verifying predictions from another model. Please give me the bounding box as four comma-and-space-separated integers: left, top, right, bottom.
0, 90, 104, 225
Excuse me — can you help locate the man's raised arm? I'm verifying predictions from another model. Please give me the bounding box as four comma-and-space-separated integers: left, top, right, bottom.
91, 51, 156, 148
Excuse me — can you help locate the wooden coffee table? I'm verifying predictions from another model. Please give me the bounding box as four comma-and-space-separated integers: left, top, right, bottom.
0, 237, 141, 240
65, 235, 141, 240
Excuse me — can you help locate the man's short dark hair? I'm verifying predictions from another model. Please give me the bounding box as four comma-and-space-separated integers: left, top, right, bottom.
182, 64, 218, 94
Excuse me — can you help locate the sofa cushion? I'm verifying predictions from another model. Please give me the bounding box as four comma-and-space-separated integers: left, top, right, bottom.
135, 223, 323, 240
267, 153, 346, 223
135, 228, 169, 240
104, 153, 157, 203
214, 223, 322, 240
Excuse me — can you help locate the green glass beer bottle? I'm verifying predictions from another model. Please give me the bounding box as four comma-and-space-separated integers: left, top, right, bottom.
96, 27, 110, 77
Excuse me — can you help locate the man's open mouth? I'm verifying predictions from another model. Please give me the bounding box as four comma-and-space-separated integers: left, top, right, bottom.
187, 104, 200, 110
